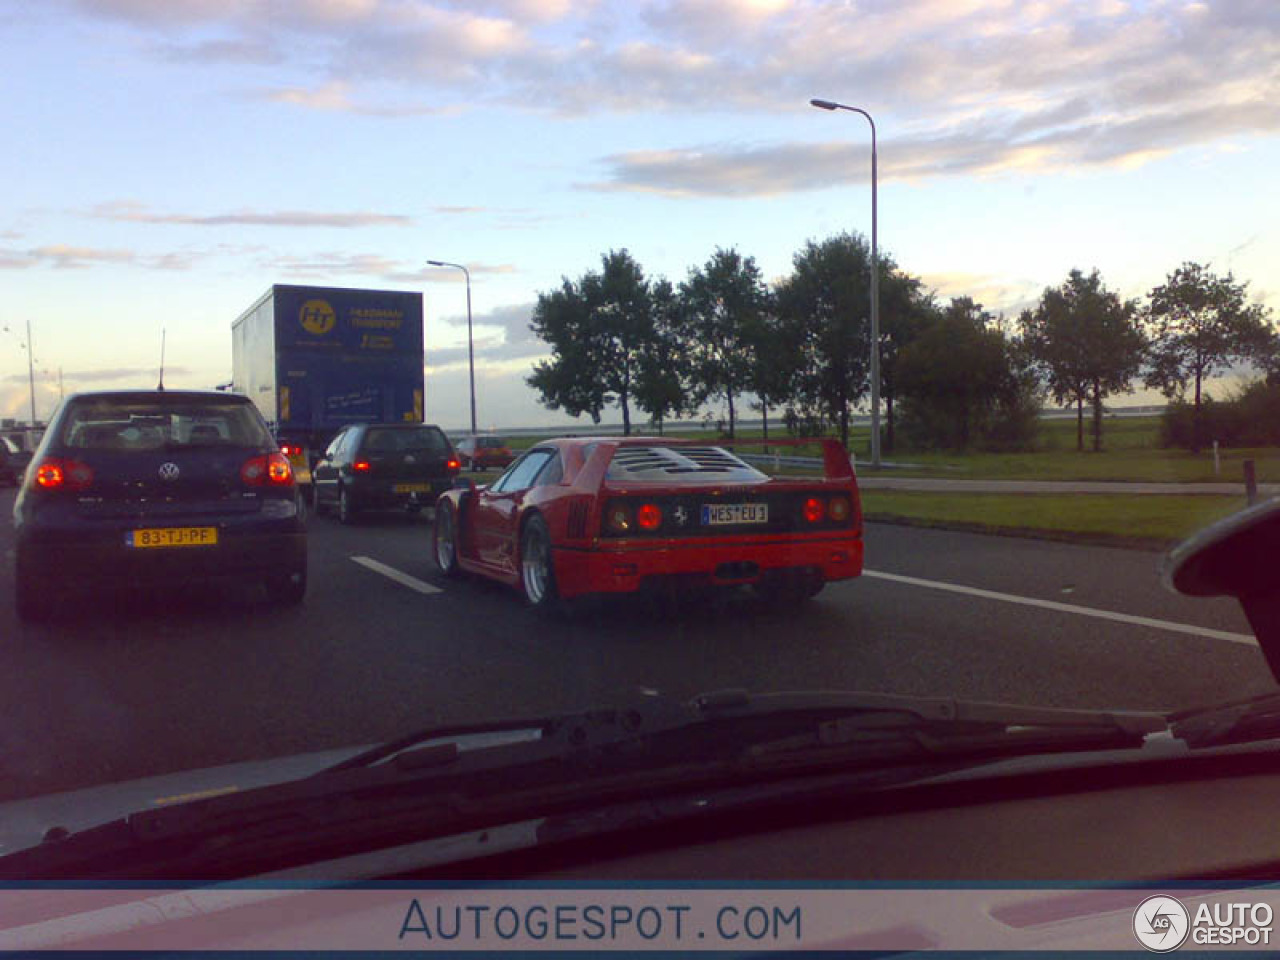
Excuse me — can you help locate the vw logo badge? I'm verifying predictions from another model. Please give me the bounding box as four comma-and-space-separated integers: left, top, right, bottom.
159, 462, 181, 481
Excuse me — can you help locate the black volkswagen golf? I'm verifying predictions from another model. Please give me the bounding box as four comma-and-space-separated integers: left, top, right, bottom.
312, 423, 459, 524
12, 390, 307, 622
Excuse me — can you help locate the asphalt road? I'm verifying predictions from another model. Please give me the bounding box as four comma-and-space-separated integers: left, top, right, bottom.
0, 486, 1269, 803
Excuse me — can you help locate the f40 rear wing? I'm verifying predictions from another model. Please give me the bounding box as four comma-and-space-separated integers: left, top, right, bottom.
714, 437, 856, 481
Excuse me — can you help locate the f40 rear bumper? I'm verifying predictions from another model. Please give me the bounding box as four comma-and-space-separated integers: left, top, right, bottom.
552, 533, 863, 598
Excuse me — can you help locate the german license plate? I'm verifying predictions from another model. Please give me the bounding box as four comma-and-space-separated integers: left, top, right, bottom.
394, 483, 431, 494
127, 527, 218, 548
701, 503, 768, 526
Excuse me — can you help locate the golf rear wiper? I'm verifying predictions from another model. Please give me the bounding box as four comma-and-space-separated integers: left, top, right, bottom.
0, 690, 1164, 880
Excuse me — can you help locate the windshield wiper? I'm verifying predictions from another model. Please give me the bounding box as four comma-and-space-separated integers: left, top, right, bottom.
1169, 691, 1280, 748
0, 690, 1164, 880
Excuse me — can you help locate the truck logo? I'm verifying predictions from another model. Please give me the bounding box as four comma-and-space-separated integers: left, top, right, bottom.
299, 299, 336, 336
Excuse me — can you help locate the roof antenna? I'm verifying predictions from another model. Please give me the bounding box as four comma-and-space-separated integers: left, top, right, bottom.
157, 328, 166, 392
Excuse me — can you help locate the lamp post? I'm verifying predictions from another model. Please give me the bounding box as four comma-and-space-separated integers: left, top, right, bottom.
3, 319, 37, 426
425, 260, 476, 443
810, 97, 880, 468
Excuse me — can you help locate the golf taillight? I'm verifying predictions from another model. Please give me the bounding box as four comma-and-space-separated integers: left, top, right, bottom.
803, 497, 825, 524
352, 460, 371, 473
447, 458, 460, 471
33, 458, 94, 491
242, 452, 294, 486
636, 503, 662, 531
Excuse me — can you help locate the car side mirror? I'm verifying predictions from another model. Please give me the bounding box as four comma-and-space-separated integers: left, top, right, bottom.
1163, 498, 1280, 680
453, 477, 476, 492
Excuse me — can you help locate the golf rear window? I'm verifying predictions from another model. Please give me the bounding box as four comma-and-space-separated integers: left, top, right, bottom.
363, 426, 449, 453
60, 396, 273, 450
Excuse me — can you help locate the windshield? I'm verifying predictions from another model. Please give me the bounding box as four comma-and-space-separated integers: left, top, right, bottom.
3, 0, 1279, 899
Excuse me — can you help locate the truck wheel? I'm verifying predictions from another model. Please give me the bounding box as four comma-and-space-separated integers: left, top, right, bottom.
338, 486, 358, 525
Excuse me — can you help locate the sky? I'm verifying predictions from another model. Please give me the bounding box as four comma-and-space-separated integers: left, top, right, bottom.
2, 0, 1278, 430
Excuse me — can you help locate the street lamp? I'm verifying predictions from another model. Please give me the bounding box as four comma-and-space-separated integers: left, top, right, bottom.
810, 97, 881, 469
2, 319, 37, 427
425, 260, 476, 443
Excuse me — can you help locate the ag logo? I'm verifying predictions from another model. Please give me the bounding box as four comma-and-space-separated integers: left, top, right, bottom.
1133, 895, 1189, 952
299, 299, 336, 336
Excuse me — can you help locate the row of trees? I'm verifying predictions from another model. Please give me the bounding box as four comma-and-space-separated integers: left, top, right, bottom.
526, 237, 1275, 454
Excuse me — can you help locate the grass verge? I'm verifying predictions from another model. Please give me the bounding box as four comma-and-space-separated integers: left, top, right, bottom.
860, 491, 1249, 551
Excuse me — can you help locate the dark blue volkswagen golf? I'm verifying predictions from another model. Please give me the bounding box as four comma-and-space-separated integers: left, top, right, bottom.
12, 390, 307, 622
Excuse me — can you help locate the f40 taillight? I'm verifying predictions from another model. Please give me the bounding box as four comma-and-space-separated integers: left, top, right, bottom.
242, 452, 294, 487
32, 457, 94, 492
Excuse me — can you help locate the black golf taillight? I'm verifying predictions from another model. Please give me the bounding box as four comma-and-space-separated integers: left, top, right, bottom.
242, 452, 294, 487
32, 457, 94, 492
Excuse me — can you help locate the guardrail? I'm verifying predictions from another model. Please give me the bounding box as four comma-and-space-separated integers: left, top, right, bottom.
737, 453, 825, 469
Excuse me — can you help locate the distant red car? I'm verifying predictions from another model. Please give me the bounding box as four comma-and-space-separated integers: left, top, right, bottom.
431, 437, 863, 610
455, 435, 515, 472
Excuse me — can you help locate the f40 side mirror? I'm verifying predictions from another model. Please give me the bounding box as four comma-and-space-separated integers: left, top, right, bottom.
1163, 498, 1280, 680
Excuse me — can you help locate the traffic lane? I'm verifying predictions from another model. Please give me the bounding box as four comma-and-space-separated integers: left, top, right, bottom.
0, 503, 453, 802
0, 501, 1273, 805
327, 510, 1272, 710
863, 521, 1251, 636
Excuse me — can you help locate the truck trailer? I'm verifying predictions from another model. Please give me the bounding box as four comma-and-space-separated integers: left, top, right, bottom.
232, 284, 425, 497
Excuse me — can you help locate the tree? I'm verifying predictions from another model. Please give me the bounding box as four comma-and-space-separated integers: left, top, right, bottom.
878, 269, 935, 453
527, 250, 654, 435
679, 248, 771, 439
775, 233, 873, 448
896, 298, 1017, 451
633, 278, 690, 435
1144, 261, 1274, 453
1022, 268, 1146, 452
742, 295, 801, 441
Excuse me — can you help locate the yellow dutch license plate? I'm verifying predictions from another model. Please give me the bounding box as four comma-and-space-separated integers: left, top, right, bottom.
127, 527, 219, 548
394, 483, 431, 494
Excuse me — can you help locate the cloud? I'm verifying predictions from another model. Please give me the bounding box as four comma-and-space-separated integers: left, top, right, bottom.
0, 243, 211, 271
90, 201, 413, 228
1, 366, 190, 385
53, 0, 1280, 185
262, 251, 518, 284
428, 302, 544, 368
919, 272, 1043, 318
586, 91, 1280, 196
155, 37, 282, 64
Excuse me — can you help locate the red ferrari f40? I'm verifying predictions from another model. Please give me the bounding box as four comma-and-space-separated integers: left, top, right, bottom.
431, 437, 863, 610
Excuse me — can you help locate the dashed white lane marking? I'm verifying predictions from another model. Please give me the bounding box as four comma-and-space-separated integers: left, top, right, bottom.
862, 569, 1257, 647
350, 556, 442, 595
